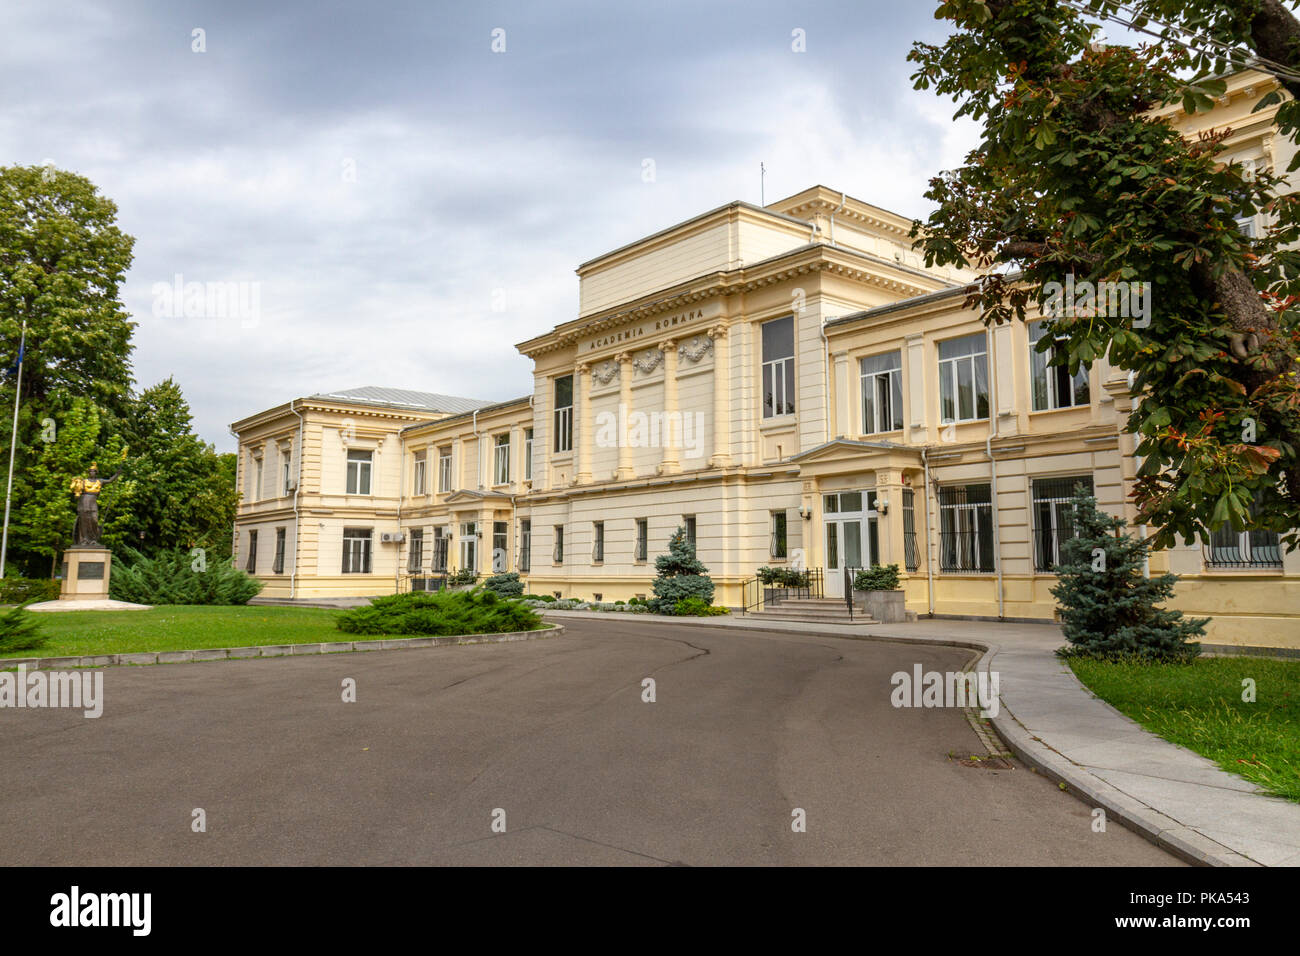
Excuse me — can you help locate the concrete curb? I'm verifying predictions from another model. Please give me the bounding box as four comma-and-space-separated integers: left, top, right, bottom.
541, 609, 1274, 867
0, 624, 563, 670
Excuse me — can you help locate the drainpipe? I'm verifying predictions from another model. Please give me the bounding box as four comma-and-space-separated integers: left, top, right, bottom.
829, 192, 846, 246
922, 446, 935, 617
396, 428, 404, 594
819, 318, 832, 444
228, 425, 240, 568
289, 400, 304, 599
985, 327, 1004, 619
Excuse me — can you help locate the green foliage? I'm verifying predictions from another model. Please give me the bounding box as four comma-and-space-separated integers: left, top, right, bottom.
447, 568, 478, 587
908, 1, 1300, 552
336, 589, 542, 636
522, 593, 557, 602
0, 576, 60, 604
1051, 487, 1205, 662
673, 597, 729, 616
650, 527, 715, 614
108, 548, 263, 605
756, 565, 810, 587
115, 378, 237, 559
853, 564, 901, 591
0, 604, 48, 652
482, 571, 524, 597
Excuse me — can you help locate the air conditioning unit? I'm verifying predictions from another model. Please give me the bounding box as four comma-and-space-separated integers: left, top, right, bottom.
380, 532, 405, 544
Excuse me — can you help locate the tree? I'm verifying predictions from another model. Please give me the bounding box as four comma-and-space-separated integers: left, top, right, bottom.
649, 527, 716, 614
0, 165, 136, 418
14, 397, 132, 573
116, 378, 237, 558
1052, 486, 1206, 660
908, 1, 1300, 552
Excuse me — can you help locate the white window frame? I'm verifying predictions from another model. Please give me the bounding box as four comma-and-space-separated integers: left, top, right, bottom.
524, 428, 534, 481
554, 376, 574, 453
938, 334, 990, 424
412, 450, 427, 496
346, 449, 373, 495
437, 447, 453, 493
860, 351, 903, 434
761, 316, 796, 419
493, 433, 510, 485
342, 528, 372, 574
1029, 322, 1089, 411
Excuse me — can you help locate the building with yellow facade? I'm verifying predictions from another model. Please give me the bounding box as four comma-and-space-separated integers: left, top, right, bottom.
231, 71, 1300, 649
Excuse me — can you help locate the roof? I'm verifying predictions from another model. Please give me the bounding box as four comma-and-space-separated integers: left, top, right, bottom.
308, 386, 494, 415
402, 395, 533, 434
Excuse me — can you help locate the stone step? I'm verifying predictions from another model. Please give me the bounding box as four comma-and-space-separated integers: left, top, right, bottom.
749, 608, 875, 624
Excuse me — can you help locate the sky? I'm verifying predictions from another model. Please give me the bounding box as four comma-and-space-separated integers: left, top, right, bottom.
1, 0, 986, 450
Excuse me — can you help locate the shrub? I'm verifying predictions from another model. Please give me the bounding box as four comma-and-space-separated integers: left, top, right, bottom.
447, 568, 478, 587
1052, 487, 1205, 662
109, 548, 262, 605
853, 564, 901, 591
483, 572, 524, 598
674, 597, 729, 616
336, 589, 542, 636
0, 577, 60, 605
0, 604, 47, 653
649, 527, 715, 614
757, 566, 810, 587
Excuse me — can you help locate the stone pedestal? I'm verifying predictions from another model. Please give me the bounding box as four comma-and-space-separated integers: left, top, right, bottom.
59, 547, 112, 601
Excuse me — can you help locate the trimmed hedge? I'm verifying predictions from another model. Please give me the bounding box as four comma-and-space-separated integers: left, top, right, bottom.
853, 564, 901, 591
0, 577, 60, 605
336, 589, 542, 636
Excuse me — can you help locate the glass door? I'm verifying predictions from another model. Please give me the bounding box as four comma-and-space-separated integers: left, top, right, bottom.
824, 490, 880, 597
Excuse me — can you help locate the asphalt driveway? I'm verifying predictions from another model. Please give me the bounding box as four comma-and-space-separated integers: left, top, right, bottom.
2, 619, 1180, 865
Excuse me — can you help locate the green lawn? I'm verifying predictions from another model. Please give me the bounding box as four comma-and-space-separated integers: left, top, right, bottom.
1069, 655, 1300, 803
1, 605, 347, 659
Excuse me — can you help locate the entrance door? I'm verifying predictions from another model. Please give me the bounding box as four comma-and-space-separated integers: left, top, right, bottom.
823, 491, 880, 597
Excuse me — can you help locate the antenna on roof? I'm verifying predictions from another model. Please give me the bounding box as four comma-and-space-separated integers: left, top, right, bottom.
760, 162, 766, 207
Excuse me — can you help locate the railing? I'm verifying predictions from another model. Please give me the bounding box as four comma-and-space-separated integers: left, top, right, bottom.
1203, 537, 1283, 570
842, 566, 855, 621
739, 568, 824, 615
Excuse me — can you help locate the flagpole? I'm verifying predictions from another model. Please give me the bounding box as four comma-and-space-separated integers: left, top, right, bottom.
1, 319, 27, 579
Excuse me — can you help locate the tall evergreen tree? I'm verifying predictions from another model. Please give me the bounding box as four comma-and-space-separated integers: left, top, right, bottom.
1052, 487, 1206, 661
649, 527, 716, 614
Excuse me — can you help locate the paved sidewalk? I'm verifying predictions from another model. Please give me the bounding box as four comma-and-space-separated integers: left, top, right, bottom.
543, 609, 1300, 866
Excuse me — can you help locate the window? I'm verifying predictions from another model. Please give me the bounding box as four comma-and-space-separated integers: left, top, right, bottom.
761, 316, 796, 418
860, 351, 903, 434
554, 375, 573, 453
412, 450, 427, 495
494, 433, 511, 485
770, 511, 788, 558
408, 528, 424, 573
460, 522, 478, 572
245, 530, 258, 573
1032, 476, 1094, 571
524, 428, 534, 480
281, 447, 292, 496
592, 521, 604, 562
635, 519, 648, 561
519, 519, 531, 572
938, 333, 989, 424
683, 515, 696, 549
342, 528, 372, 574
1236, 215, 1257, 238
1206, 497, 1283, 569
938, 484, 994, 572
902, 488, 918, 573
346, 449, 373, 495
1030, 322, 1089, 411
492, 521, 509, 572
438, 446, 453, 492
553, 525, 564, 563
251, 453, 263, 501
273, 527, 286, 574
432, 527, 449, 572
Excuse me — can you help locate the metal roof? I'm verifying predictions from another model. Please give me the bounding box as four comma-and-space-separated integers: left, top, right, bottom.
308, 386, 495, 415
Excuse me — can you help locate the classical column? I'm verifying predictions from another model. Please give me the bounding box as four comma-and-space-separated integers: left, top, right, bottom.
614, 352, 634, 480
576, 362, 592, 485
658, 339, 681, 475
708, 324, 731, 467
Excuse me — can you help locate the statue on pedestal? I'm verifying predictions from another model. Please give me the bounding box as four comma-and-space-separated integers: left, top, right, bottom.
71, 462, 122, 548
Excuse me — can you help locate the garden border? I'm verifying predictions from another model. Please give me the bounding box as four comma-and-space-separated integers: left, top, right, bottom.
0, 623, 564, 669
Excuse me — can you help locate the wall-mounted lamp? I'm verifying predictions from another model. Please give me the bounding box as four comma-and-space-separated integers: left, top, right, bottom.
877, 498, 890, 515
798, 506, 812, 520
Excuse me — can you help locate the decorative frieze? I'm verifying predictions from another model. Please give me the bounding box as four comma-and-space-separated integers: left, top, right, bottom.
633, 348, 664, 375
677, 335, 714, 364
592, 361, 620, 386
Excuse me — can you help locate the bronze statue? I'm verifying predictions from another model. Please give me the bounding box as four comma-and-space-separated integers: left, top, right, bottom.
71, 462, 121, 548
